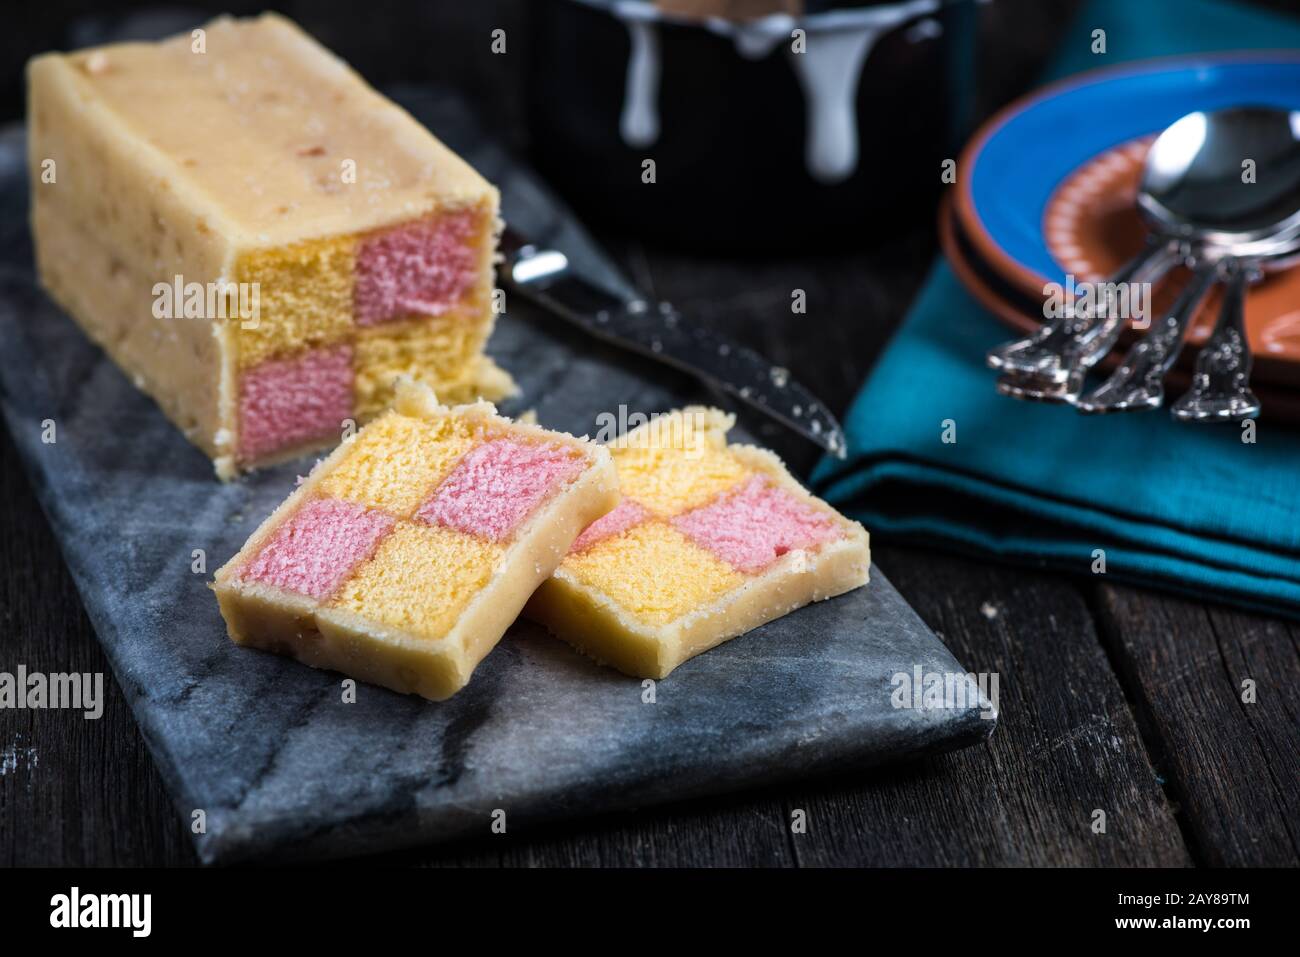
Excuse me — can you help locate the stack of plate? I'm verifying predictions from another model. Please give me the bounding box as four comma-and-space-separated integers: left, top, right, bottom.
941, 54, 1300, 422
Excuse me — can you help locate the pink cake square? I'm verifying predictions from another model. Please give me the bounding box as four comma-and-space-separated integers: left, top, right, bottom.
672, 476, 842, 574
353, 210, 482, 326
571, 498, 651, 553
238, 344, 354, 462
236, 497, 395, 600
416, 438, 586, 543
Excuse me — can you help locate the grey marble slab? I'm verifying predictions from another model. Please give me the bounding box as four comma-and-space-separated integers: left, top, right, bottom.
0, 100, 992, 863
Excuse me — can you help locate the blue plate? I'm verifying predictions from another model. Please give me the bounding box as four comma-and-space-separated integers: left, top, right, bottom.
957, 56, 1300, 285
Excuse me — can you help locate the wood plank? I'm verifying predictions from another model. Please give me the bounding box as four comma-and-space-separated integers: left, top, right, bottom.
411, 796, 798, 868
0, 427, 196, 866
1092, 583, 1300, 866
777, 544, 1191, 866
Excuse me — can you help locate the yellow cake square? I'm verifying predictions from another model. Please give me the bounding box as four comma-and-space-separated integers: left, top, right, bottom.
564, 521, 745, 626
351, 309, 497, 419
331, 523, 503, 640
614, 443, 751, 516
233, 236, 356, 370
317, 411, 480, 518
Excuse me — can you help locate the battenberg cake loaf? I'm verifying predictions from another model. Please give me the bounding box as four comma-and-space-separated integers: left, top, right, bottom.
28, 13, 512, 478
213, 381, 619, 701
526, 408, 871, 678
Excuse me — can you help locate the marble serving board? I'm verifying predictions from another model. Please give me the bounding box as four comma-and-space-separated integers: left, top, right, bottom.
0, 94, 992, 864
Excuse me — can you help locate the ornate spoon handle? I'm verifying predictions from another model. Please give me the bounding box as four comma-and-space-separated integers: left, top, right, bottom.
1076, 261, 1219, 414
1170, 261, 1261, 423
986, 241, 1179, 383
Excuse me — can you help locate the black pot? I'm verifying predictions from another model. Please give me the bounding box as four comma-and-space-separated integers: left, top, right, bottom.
526, 0, 977, 252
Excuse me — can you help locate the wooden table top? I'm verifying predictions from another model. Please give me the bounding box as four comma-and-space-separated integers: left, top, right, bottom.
2, 0, 1296, 868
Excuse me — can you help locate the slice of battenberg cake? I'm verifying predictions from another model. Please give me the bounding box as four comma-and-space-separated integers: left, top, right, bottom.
526, 408, 871, 679
28, 13, 512, 478
213, 382, 618, 701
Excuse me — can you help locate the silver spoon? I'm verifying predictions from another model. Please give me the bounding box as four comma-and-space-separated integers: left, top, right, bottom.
994, 241, 1182, 404
986, 238, 1179, 386
1083, 108, 1300, 418
1074, 254, 1219, 414
1159, 107, 1300, 422
1138, 108, 1300, 252
1170, 259, 1261, 421
1081, 235, 1300, 416
985, 106, 1205, 385
990, 106, 1300, 408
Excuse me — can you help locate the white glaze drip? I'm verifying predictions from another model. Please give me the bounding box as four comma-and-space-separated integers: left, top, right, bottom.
905, 17, 944, 43
786, 0, 940, 183
729, 14, 792, 60
601, 0, 941, 180
619, 9, 662, 148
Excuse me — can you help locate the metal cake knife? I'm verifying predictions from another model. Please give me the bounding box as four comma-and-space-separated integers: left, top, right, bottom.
499, 227, 846, 457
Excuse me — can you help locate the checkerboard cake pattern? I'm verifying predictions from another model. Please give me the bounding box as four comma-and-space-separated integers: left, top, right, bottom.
232, 205, 510, 467
527, 408, 871, 678
214, 382, 618, 700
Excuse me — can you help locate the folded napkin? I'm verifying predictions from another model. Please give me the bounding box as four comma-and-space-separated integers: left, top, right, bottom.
813, 0, 1300, 617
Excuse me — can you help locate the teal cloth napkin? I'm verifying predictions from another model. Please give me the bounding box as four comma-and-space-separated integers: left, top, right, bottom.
813, 0, 1300, 617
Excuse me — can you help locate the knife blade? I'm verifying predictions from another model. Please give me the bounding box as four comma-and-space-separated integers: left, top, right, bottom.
499, 227, 847, 458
